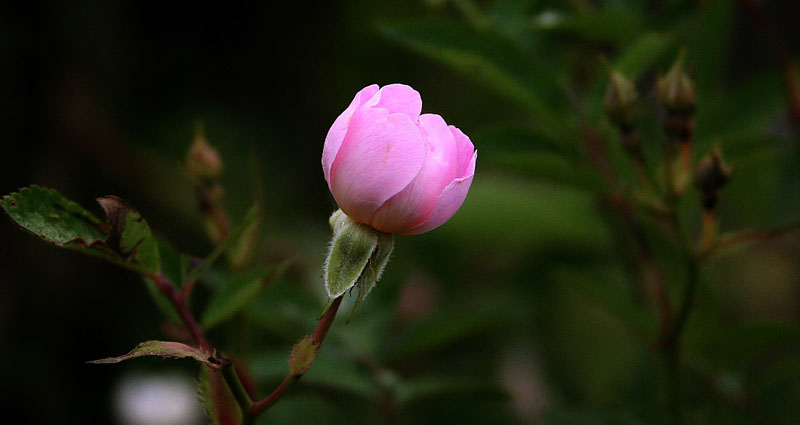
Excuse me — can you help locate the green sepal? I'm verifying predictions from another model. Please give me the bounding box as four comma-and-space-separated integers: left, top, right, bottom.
348, 231, 394, 320
324, 210, 379, 298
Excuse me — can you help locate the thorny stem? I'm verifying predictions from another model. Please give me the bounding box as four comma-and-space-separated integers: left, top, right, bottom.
148, 271, 210, 352
250, 295, 344, 417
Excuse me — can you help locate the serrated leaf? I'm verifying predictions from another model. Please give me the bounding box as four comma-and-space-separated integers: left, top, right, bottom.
1, 186, 159, 274
89, 340, 225, 369
201, 265, 277, 329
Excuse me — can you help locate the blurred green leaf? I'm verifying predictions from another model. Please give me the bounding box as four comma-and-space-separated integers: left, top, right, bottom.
89, 340, 222, 368
473, 124, 580, 158
681, 0, 735, 93
545, 7, 643, 45
396, 376, 509, 405
379, 19, 569, 135
1, 186, 159, 274
201, 265, 278, 329
253, 393, 343, 425
485, 151, 604, 193
695, 71, 785, 152
381, 302, 513, 361
693, 321, 800, 371
186, 205, 258, 283
438, 175, 612, 255
613, 32, 675, 78
244, 280, 321, 341
551, 266, 654, 340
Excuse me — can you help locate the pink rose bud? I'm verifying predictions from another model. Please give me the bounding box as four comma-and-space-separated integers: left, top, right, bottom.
322, 84, 477, 235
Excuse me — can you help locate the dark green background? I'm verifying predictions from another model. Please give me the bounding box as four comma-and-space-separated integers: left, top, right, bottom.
2, 1, 800, 424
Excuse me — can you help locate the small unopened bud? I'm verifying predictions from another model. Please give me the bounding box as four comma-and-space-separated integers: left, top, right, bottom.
694, 147, 732, 209
657, 54, 696, 114
185, 126, 223, 182
604, 70, 640, 128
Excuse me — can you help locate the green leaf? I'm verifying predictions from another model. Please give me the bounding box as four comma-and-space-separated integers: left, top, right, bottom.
89, 340, 225, 369
1, 186, 159, 274
200, 265, 276, 329
185, 205, 258, 283
379, 19, 568, 135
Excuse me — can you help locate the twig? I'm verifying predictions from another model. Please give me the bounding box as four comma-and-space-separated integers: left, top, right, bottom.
250, 296, 344, 417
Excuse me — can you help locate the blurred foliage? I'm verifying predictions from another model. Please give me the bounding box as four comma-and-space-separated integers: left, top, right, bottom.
3, 0, 800, 424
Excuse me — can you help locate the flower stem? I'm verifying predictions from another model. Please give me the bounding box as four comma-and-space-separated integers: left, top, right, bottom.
250, 295, 344, 417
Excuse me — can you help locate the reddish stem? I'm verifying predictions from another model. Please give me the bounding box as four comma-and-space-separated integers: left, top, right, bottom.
148, 272, 211, 352
250, 296, 343, 417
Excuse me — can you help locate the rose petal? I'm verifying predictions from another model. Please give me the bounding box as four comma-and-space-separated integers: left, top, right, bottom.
399, 150, 477, 235
322, 84, 380, 186
369, 114, 459, 233
330, 107, 426, 224
449, 125, 475, 176
364, 84, 422, 121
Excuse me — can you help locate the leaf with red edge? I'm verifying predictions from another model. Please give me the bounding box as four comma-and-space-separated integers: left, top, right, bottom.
89, 340, 225, 369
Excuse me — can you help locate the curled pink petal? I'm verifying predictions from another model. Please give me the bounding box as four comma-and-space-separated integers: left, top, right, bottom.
329, 107, 426, 223
365, 84, 422, 121
369, 113, 459, 233
400, 150, 477, 235
322, 84, 379, 186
